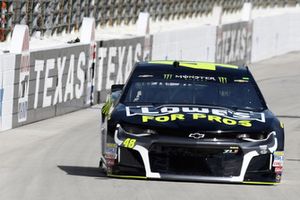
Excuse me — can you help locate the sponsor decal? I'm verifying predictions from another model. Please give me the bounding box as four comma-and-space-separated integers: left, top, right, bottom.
218, 77, 227, 84
273, 151, 284, 167
105, 153, 117, 160
125, 106, 266, 127
141, 113, 252, 127
162, 74, 217, 82
122, 138, 137, 149
126, 106, 266, 122
223, 149, 239, 154
274, 151, 284, 156
234, 79, 248, 83
105, 145, 117, 154
138, 74, 153, 78
275, 166, 283, 173
224, 147, 239, 154
235, 77, 249, 83
106, 143, 117, 148
105, 143, 117, 159
106, 158, 116, 167
163, 74, 173, 80
174, 75, 216, 81
276, 174, 282, 182
189, 133, 205, 139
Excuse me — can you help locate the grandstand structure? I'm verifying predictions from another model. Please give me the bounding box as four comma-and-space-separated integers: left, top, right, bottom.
0, 0, 299, 41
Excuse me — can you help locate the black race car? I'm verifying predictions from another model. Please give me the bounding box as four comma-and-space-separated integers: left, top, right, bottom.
100, 61, 284, 184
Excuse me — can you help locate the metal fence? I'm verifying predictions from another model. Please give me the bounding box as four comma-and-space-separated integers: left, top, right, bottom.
1, 0, 299, 41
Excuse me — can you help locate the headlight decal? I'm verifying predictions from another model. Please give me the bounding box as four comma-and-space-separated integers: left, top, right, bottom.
120, 124, 157, 137
114, 124, 161, 178
268, 131, 277, 153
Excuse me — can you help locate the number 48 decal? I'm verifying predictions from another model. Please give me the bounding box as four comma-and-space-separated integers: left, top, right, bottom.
123, 138, 136, 148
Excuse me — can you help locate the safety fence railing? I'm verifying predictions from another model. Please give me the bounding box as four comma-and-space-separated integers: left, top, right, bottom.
1, 0, 300, 41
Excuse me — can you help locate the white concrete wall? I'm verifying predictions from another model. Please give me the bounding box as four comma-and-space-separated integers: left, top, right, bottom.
0, 54, 16, 131
152, 11, 300, 64
152, 25, 216, 62
251, 12, 300, 62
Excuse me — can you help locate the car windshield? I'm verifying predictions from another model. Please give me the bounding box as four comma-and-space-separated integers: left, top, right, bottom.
122, 75, 265, 111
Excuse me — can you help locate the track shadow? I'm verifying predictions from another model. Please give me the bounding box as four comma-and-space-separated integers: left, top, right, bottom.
286, 158, 300, 162
277, 115, 300, 119
58, 165, 107, 178
57, 166, 276, 185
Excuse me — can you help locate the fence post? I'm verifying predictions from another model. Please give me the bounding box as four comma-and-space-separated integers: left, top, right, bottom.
241, 2, 252, 22
80, 17, 97, 105
136, 12, 151, 61
211, 6, 223, 26
10, 25, 30, 125
136, 12, 150, 36
0, 25, 28, 131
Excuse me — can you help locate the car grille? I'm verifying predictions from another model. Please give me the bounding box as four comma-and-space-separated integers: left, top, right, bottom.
149, 143, 243, 177
157, 129, 267, 140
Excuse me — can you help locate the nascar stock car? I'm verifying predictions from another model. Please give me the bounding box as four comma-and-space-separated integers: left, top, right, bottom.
99, 61, 284, 184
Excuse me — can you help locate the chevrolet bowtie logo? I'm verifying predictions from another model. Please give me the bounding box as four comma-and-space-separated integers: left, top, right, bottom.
189, 133, 205, 139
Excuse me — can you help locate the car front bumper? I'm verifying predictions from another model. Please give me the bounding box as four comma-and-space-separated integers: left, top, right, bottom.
103, 125, 283, 184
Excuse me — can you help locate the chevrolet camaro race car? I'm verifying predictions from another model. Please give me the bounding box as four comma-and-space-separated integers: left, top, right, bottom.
99, 61, 284, 184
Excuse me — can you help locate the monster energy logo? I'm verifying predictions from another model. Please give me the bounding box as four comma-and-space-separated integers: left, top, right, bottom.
164, 74, 173, 80
218, 77, 227, 83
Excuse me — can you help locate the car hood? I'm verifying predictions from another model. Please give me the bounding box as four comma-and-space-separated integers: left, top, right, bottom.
111, 104, 275, 133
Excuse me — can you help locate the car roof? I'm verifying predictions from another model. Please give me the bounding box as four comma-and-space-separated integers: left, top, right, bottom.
136, 60, 248, 74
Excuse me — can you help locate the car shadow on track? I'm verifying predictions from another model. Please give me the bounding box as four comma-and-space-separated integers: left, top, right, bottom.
57, 165, 108, 179
57, 165, 278, 186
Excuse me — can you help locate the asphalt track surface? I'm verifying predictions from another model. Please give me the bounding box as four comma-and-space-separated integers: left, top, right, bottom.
1, 52, 300, 200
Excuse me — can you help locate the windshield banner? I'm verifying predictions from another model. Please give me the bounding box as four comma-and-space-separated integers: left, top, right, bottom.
125, 105, 266, 123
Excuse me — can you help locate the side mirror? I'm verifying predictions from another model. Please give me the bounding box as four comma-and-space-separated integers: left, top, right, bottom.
111, 84, 124, 103
111, 84, 124, 92
101, 84, 124, 121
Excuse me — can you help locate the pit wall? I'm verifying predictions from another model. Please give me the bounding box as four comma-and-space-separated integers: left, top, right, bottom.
0, 37, 150, 131
1, 11, 300, 131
